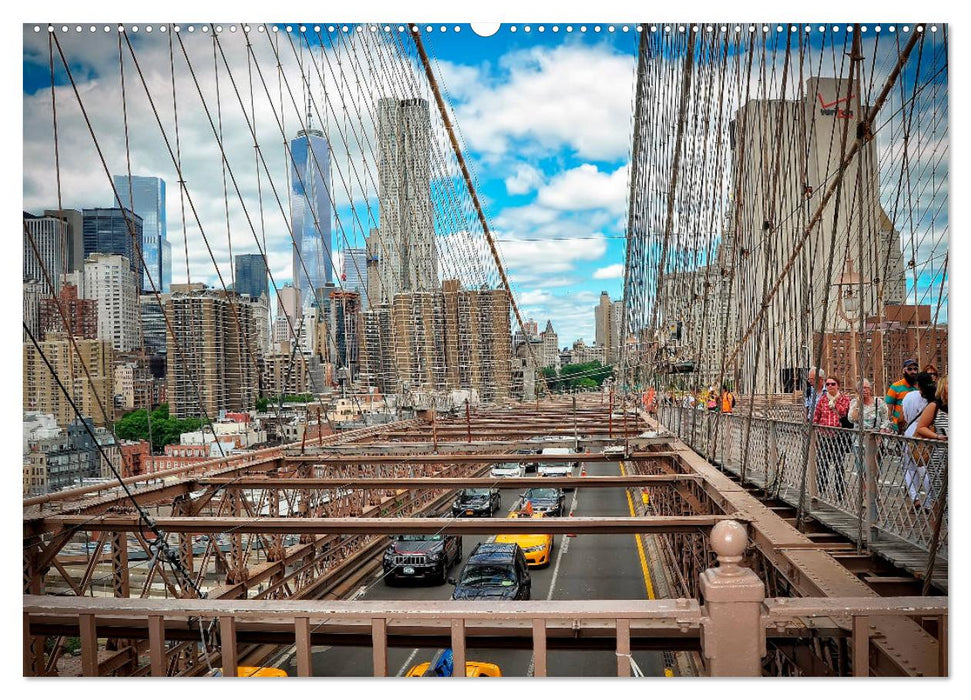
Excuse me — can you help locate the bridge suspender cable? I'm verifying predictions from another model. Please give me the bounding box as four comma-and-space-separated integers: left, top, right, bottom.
409, 26, 553, 402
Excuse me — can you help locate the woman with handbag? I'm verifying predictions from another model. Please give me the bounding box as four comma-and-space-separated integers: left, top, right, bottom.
903, 379, 940, 509
912, 376, 948, 509
813, 377, 851, 504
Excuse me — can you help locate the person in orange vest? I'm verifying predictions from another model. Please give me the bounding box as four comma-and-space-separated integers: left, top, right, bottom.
645, 387, 657, 415
720, 384, 736, 413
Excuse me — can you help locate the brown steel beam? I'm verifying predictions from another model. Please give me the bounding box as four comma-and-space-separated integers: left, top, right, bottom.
282, 451, 677, 465
40, 514, 742, 535
198, 475, 696, 489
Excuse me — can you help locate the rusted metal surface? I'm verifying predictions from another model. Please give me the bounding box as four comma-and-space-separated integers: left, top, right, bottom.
40, 514, 741, 535
197, 474, 695, 489
284, 451, 678, 464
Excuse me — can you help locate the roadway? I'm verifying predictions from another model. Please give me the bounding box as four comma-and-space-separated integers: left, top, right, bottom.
281, 461, 666, 677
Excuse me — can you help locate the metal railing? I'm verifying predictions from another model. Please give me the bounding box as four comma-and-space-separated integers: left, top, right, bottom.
22, 520, 947, 677
657, 405, 948, 577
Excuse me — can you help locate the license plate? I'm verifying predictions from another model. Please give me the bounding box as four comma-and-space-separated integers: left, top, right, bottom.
403, 566, 415, 575
466, 510, 474, 515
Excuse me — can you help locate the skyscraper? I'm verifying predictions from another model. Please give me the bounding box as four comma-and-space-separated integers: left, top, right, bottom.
84, 253, 140, 352
113, 176, 166, 293
376, 98, 439, 302
82, 207, 144, 291
342, 247, 368, 308
23, 212, 67, 295
234, 253, 269, 300
43, 209, 84, 274
290, 123, 333, 305
166, 284, 258, 419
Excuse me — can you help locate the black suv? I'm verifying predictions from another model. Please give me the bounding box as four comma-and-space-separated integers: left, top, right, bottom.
520, 487, 566, 516
383, 533, 462, 585
449, 542, 531, 600
451, 488, 501, 517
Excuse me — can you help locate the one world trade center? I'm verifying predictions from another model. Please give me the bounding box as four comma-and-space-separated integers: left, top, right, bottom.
290, 120, 333, 306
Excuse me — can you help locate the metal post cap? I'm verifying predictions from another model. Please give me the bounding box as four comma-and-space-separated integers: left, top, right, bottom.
711, 520, 747, 572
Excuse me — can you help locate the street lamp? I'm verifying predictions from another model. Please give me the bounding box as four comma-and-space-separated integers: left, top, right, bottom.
834, 258, 866, 392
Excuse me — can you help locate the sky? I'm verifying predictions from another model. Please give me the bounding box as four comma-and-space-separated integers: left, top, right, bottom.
22, 22, 638, 348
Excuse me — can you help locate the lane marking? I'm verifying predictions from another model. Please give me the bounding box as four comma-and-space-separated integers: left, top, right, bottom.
620, 461, 656, 600
396, 647, 420, 677
526, 487, 577, 676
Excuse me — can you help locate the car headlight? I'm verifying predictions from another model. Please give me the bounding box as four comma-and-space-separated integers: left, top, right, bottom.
524, 544, 546, 553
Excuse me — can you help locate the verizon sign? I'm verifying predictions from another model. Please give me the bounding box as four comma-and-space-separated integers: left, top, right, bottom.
817, 92, 855, 119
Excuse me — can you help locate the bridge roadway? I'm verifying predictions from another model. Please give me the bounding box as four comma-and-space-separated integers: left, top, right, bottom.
281, 461, 666, 677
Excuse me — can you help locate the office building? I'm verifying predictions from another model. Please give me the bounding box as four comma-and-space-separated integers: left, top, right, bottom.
342, 247, 368, 308
594, 291, 623, 364
42, 209, 85, 274
234, 253, 270, 300
23, 212, 67, 295
114, 175, 167, 293
82, 207, 144, 291
290, 121, 333, 304
140, 293, 170, 356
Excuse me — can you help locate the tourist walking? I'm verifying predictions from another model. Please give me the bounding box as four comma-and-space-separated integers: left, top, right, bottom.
911, 376, 948, 509
902, 376, 939, 508
848, 379, 891, 431
813, 377, 851, 503
886, 359, 919, 433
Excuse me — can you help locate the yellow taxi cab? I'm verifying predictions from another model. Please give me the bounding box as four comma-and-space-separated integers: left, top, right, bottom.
494, 510, 553, 568
405, 661, 502, 677
212, 666, 289, 677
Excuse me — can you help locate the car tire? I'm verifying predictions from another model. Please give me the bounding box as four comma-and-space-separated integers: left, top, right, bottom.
436, 563, 447, 585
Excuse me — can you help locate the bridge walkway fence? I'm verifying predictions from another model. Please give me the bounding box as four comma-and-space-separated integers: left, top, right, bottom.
656, 405, 948, 590
22, 520, 948, 677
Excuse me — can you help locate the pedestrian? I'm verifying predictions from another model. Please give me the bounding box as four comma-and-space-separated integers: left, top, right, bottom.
848, 379, 891, 431
911, 376, 948, 509
720, 384, 736, 414
813, 376, 851, 503
902, 375, 939, 509
885, 359, 919, 433
901, 372, 936, 433
706, 386, 718, 412
805, 368, 825, 421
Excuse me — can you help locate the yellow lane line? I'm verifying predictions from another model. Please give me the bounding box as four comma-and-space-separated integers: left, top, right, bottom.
619, 460, 655, 600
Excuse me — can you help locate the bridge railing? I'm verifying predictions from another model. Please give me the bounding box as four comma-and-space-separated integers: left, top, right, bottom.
22, 520, 947, 677
656, 405, 948, 573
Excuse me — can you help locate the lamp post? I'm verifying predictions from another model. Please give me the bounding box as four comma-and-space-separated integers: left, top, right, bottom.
834, 258, 865, 392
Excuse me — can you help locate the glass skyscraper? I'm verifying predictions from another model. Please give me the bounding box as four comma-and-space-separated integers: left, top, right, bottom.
290, 126, 333, 306
113, 175, 167, 293
82, 207, 144, 290
342, 247, 368, 309
234, 253, 269, 300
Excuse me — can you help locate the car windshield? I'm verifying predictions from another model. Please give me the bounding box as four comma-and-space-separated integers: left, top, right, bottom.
460, 566, 516, 587
462, 489, 490, 497
524, 488, 558, 499
395, 534, 443, 542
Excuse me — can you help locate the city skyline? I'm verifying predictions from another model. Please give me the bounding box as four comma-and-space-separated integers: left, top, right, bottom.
22, 25, 629, 344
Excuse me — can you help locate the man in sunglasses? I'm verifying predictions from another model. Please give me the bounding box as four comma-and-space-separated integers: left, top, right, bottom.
886, 359, 919, 434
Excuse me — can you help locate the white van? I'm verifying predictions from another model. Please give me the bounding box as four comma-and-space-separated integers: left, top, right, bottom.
538, 447, 576, 489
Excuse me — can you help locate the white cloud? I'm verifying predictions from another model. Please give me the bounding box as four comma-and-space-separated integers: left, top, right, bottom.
536, 163, 629, 214
453, 43, 636, 162
504, 162, 544, 196
496, 235, 607, 275
593, 263, 624, 280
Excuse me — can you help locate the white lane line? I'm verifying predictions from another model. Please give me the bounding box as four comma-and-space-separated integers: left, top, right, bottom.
526, 488, 579, 676
396, 647, 420, 677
